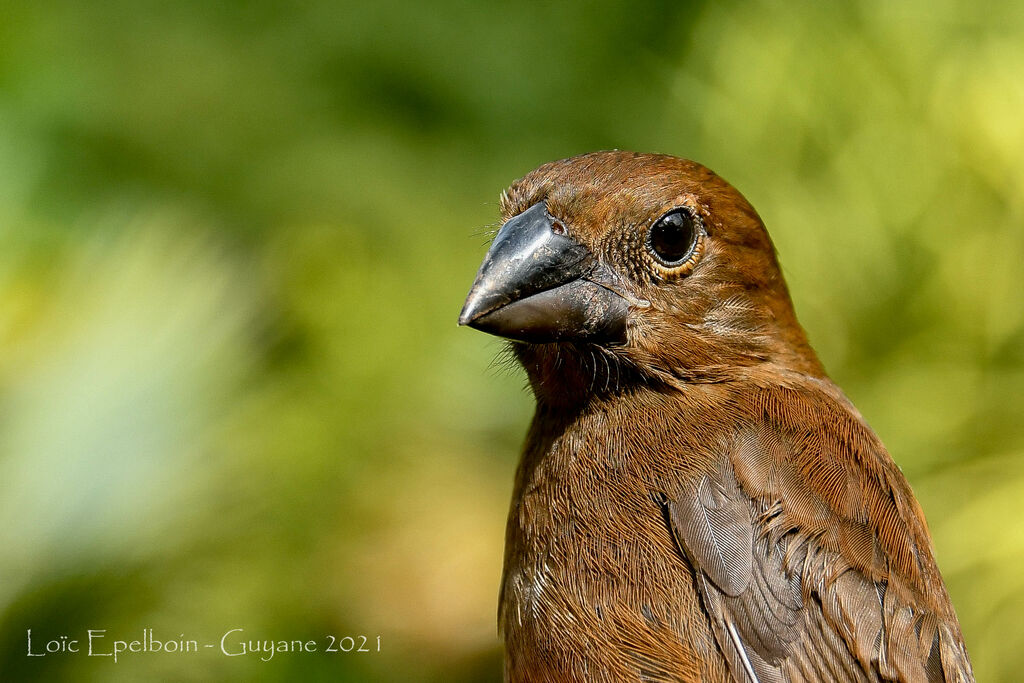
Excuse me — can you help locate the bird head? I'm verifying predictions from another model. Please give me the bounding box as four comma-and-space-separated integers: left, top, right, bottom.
459, 151, 825, 403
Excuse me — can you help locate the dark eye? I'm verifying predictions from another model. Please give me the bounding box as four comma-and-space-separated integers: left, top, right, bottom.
647, 209, 697, 266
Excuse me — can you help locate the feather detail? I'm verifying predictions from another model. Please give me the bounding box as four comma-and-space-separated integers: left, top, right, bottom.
668, 466, 753, 597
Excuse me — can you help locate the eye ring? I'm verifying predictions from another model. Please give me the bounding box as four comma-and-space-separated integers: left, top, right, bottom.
646, 207, 704, 277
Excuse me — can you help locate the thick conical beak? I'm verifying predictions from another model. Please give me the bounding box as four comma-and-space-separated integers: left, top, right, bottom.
458, 202, 628, 344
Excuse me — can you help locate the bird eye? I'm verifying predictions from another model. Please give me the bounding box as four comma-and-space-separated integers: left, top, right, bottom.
647, 209, 698, 267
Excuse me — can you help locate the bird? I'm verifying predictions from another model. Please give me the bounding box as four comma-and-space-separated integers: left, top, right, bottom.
457, 151, 973, 683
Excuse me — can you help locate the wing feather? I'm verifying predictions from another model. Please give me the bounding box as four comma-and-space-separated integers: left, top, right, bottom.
665, 387, 973, 683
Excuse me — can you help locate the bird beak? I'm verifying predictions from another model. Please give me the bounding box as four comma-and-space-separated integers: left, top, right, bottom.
458, 202, 628, 344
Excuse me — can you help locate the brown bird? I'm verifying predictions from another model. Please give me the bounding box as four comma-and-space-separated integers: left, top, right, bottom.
458, 152, 973, 682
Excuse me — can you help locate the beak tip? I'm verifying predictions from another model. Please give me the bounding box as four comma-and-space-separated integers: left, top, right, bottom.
458, 297, 482, 327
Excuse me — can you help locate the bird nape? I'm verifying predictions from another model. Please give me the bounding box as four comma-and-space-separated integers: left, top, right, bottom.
458, 152, 973, 683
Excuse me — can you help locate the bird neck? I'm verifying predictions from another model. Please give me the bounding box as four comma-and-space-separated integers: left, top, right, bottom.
512, 311, 828, 411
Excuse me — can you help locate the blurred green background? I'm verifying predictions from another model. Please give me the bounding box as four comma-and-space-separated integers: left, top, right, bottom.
0, 0, 1021, 680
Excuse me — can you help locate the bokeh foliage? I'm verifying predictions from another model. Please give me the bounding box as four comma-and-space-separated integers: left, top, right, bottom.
0, 0, 1021, 680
